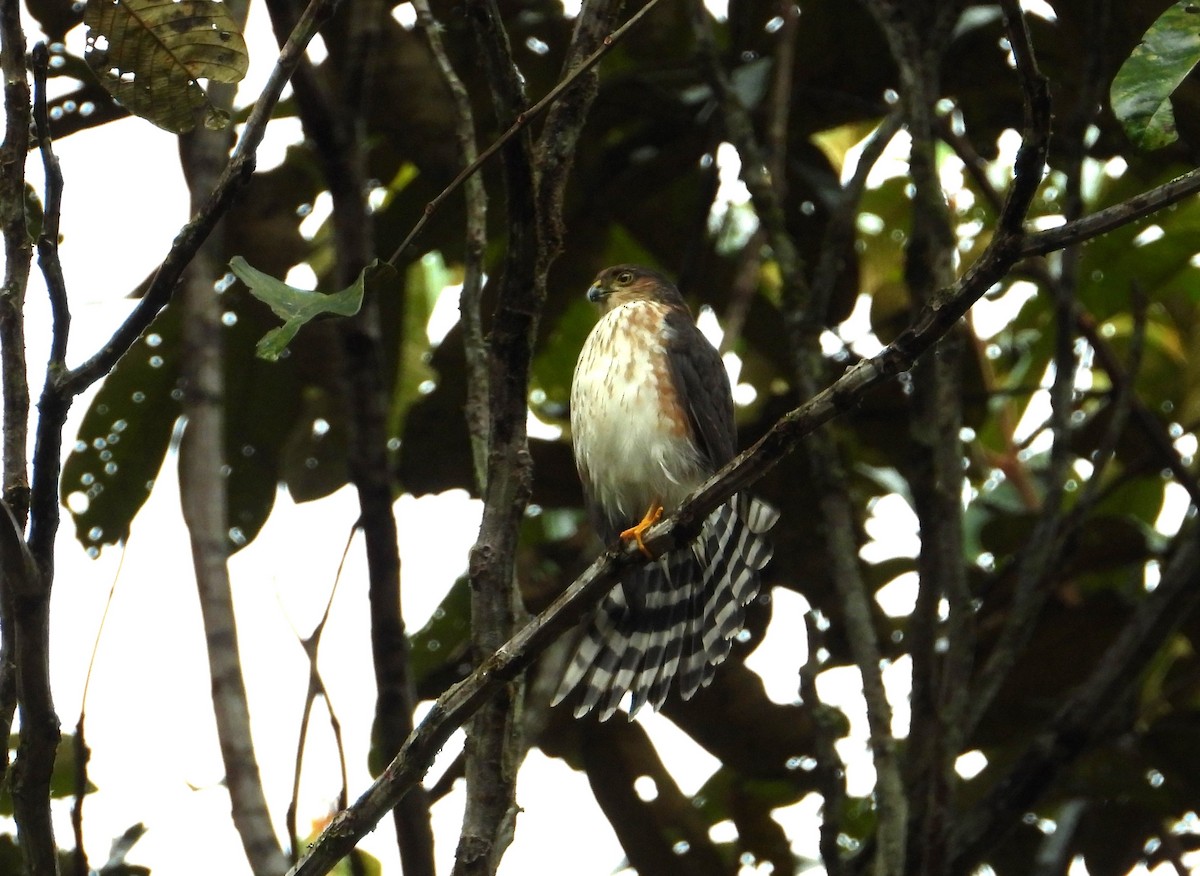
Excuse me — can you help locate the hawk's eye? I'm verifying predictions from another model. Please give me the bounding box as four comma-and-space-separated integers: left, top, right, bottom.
616, 270, 634, 285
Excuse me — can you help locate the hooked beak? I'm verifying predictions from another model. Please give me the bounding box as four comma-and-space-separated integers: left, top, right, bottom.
587, 283, 609, 303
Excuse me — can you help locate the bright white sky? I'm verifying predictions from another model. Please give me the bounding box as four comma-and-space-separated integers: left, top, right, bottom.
8, 0, 1198, 874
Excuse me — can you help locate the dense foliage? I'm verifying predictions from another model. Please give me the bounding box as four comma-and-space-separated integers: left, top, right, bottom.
4, 0, 1200, 873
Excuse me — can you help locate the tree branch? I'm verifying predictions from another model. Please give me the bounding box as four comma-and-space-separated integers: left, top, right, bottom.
286, 538, 361, 873
963, 4, 1112, 736
0, 0, 32, 799
2, 12, 58, 871
177, 32, 288, 868
857, 5, 970, 873
385, 0, 664, 266
800, 613, 848, 876
0, 0, 31, 529
453, 1, 536, 871
1020, 166, 1200, 258
949, 521, 1200, 870
410, 0, 490, 492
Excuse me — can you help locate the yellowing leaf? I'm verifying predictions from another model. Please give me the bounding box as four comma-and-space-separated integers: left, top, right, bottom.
84, 0, 248, 134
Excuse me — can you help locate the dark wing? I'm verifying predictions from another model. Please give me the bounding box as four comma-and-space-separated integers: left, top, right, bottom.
663, 308, 737, 470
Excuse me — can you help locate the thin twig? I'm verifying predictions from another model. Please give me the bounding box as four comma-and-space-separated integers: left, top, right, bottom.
386, 0, 665, 265
1072, 303, 1200, 505
410, 0, 490, 492
808, 110, 903, 326
287, 528, 355, 866
31, 45, 69, 378
71, 543, 126, 876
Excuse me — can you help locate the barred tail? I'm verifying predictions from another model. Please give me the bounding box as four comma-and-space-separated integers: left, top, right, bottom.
553, 494, 778, 721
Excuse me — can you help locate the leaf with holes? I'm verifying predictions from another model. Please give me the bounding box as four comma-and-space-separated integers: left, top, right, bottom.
84, 0, 247, 134
1110, 0, 1200, 150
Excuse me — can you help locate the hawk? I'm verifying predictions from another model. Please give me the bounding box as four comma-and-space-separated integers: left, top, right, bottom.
553, 264, 778, 721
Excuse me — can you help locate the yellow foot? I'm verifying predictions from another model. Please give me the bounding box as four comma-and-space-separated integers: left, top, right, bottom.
620, 505, 663, 558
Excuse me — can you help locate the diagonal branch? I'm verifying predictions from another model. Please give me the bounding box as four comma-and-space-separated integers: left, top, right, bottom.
1020, 166, 1200, 258
289, 36, 1056, 865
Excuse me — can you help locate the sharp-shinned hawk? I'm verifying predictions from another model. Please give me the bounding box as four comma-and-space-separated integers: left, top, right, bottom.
553, 264, 778, 721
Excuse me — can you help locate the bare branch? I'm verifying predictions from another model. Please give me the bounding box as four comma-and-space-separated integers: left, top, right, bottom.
0, 0, 31, 528
31, 44, 68, 378
800, 614, 848, 876
410, 0, 489, 491
454, 0, 534, 870
964, 10, 1111, 736
809, 110, 903, 323
178, 21, 288, 867
1021, 167, 1200, 258
0, 0, 31, 800
71, 546, 125, 876
286, 531, 357, 869
857, 5, 971, 872
2, 13, 58, 871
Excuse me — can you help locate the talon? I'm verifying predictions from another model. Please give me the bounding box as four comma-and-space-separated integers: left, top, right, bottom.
620, 505, 663, 558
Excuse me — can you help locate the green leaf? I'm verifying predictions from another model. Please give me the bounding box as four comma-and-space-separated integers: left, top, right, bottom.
84, 0, 248, 134
408, 576, 470, 693
0, 733, 97, 816
62, 305, 181, 556
388, 255, 445, 444
1110, 1, 1200, 150
231, 257, 393, 361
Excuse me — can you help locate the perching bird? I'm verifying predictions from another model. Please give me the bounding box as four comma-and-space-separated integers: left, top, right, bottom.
553, 264, 778, 721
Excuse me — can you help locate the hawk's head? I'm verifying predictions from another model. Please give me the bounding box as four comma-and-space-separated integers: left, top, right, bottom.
586, 265, 687, 313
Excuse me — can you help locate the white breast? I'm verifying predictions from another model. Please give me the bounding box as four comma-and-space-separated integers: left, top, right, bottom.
571, 302, 705, 524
